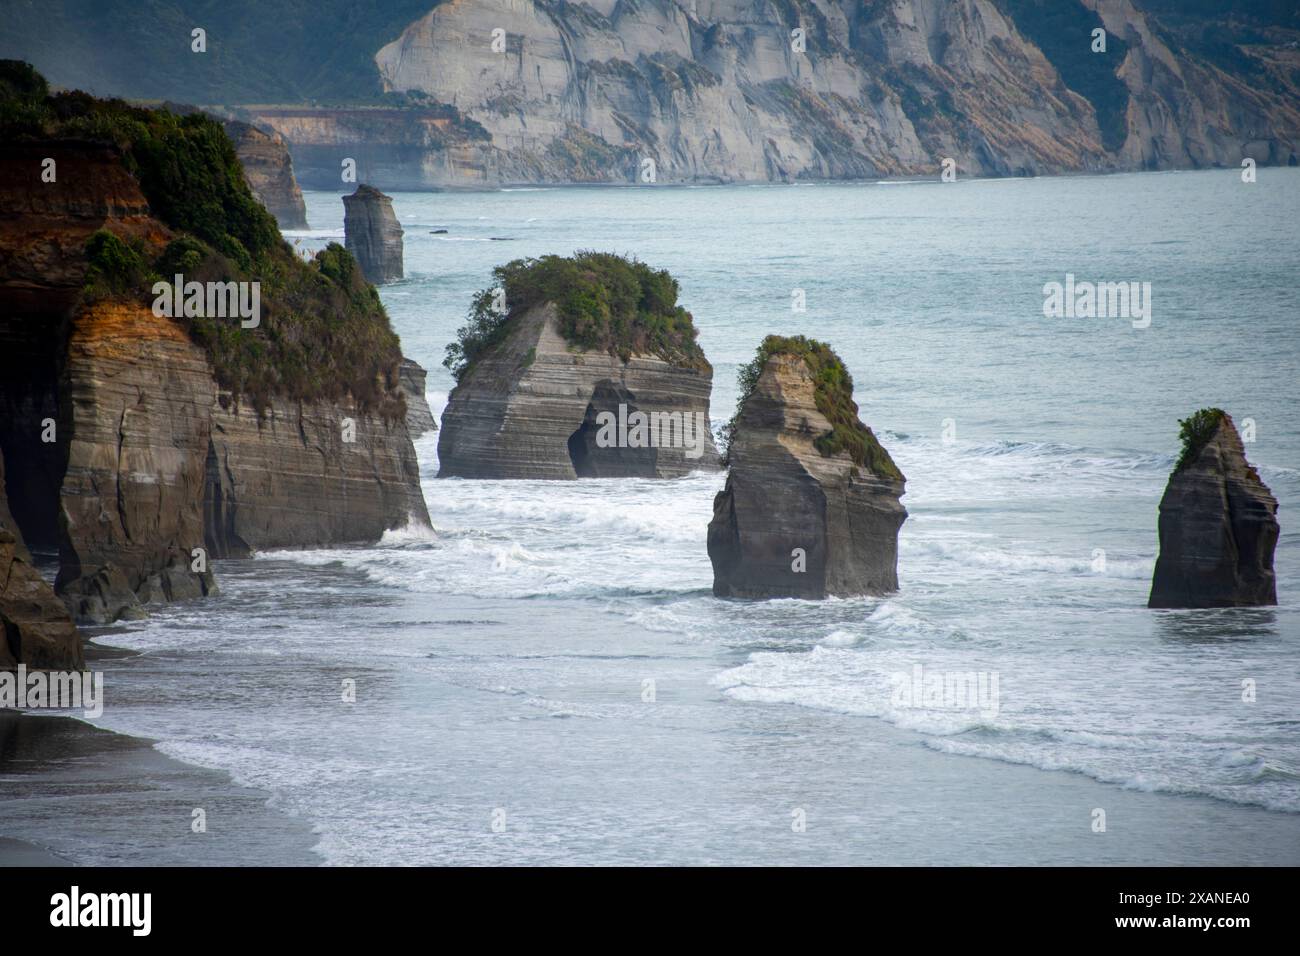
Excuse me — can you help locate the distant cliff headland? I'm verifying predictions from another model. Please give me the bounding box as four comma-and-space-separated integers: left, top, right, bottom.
3, 0, 1297, 188
0, 62, 428, 646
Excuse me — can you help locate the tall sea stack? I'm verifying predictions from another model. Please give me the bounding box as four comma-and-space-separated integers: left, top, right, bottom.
1148, 409, 1279, 608
343, 184, 403, 284
708, 336, 906, 600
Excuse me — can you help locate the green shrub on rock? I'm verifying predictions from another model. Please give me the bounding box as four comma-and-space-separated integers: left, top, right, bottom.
445, 252, 707, 381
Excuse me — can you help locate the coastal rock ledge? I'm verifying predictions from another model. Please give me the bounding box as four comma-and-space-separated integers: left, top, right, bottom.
1149, 410, 1279, 608
708, 337, 906, 600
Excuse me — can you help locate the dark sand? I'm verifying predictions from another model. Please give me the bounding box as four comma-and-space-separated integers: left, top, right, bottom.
0, 712, 320, 866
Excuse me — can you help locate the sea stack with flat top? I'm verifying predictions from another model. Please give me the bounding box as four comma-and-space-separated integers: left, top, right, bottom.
708, 336, 906, 599
343, 184, 403, 284
1148, 409, 1279, 608
437, 253, 720, 479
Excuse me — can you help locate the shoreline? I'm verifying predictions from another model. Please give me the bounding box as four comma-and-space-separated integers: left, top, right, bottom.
290, 163, 1292, 197
0, 711, 321, 867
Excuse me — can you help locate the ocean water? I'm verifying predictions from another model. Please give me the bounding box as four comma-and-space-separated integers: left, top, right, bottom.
62, 171, 1300, 863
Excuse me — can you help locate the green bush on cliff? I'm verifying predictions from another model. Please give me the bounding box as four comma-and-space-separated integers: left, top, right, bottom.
157, 237, 399, 416
1175, 407, 1227, 471
444, 252, 707, 381
724, 335, 902, 480
0, 63, 406, 418
83, 229, 157, 299
2, 78, 280, 264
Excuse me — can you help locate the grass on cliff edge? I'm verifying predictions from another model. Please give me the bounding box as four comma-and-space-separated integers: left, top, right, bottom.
443, 252, 709, 382
1, 60, 405, 418
723, 335, 903, 481
1175, 407, 1227, 471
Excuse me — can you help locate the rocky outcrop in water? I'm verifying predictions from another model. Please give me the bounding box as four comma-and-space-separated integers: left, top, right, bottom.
398, 358, 436, 439
222, 119, 309, 230
1148, 410, 1279, 609
343, 184, 403, 284
438, 303, 719, 479
708, 338, 906, 599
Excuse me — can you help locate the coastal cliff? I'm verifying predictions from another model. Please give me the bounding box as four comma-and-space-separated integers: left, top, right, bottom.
708, 336, 906, 599
6, 1, 1298, 186
1148, 410, 1279, 609
362, 0, 1300, 185
1, 450, 84, 671
56, 302, 218, 622
0, 63, 428, 624
438, 254, 719, 479
206, 393, 426, 558
222, 119, 309, 230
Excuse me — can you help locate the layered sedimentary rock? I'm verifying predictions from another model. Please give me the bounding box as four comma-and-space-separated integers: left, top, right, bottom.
0, 527, 84, 671
343, 184, 403, 284
222, 119, 309, 230
55, 302, 218, 623
708, 347, 906, 599
358, 0, 1300, 186
240, 106, 498, 190
1, 95, 429, 624
398, 358, 436, 438
438, 304, 719, 479
1149, 412, 1279, 608
205, 395, 428, 558
0, 448, 83, 670
7, 2, 1299, 186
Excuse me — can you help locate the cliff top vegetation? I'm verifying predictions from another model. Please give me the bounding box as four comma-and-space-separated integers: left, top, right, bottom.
1, 61, 405, 417
444, 252, 708, 381
724, 334, 902, 480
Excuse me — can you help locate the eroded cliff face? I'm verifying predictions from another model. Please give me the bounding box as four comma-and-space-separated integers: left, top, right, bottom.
206, 394, 428, 558
354, 0, 1300, 186
0, 448, 83, 671
241, 106, 503, 190
708, 351, 906, 598
1085, 0, 1299, 171
56, 302, 217, 623
1148, 414, 1279, 609
222, 120, 310, 230
1, 528, 84, 670
398, 358, 437, 438
0, 139, 428, 624
438, 303, 720, 479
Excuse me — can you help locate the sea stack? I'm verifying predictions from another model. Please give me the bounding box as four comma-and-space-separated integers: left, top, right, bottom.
437, 253, 720, 479
343, 184, 403, 284
708, 336, 906, 599
1148, 409, 1279, 608
398, 358, 437, 439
